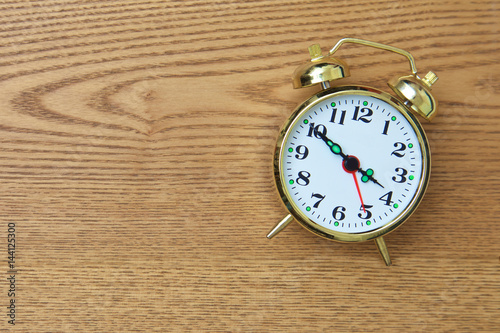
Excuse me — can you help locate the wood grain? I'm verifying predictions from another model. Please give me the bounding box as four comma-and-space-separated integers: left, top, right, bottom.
0, 0, 499, 331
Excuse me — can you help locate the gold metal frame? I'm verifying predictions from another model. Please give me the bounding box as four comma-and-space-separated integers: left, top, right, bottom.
273, 85, 431, 243
328, 38, 418, 75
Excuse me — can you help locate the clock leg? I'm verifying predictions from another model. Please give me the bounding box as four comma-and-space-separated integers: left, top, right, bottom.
374, 237, 392, 266
267, 214, 294, 239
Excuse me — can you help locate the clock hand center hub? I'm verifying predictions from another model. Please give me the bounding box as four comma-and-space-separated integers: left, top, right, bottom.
342, 155, 360, 173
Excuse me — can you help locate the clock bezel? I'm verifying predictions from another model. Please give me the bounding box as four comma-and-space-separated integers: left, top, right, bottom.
273, 85, 431, 242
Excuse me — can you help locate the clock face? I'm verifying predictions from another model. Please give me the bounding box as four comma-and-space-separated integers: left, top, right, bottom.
277, 87, 430, 240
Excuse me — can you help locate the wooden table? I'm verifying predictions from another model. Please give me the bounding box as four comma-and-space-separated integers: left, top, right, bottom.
1, 1, 498, 331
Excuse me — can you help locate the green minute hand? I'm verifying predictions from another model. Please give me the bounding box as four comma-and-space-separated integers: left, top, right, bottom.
313, 127, 384, 188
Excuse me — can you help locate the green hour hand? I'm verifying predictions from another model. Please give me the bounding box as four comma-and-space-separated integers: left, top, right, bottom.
358, 168, 384, 188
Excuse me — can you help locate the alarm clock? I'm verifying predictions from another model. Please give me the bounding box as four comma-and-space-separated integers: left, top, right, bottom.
267, 38, 438, 266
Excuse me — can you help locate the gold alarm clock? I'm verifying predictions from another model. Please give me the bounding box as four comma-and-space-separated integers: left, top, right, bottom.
268, 38, 438, 265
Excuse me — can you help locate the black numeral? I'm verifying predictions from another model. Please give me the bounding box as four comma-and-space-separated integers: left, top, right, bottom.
307, 123, 327, 139
332, 206, 346, 220
382, 120, 390, 135
311, 193, 326, 208
296, 171, 311, 186
392, 168, 408, 183
391, 142, 406, 158
352, 106, 373, 123
358, 204, 373, 219
379, 191, 394, 206
294, 145, 309, 160
330, 109, 346, 125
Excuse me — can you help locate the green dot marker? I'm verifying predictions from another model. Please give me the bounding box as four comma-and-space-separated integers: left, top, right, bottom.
363, 101, 368, 106
409, 175, 415, 180
361, 175, 369, 183
366, 221, 371, 225
331, 102, 336, 107
289, 180, 294, 184
366, 169, 374, 176
393, 204, 399, 209
332, 145, 341, 154
391, 116, 397, 121
408, 143, 414, 148
334, 221, 339, 227
327, 141, 333, 147
304, 119, 309, 124
288, 148, 293, 152
306, 206, 311, 212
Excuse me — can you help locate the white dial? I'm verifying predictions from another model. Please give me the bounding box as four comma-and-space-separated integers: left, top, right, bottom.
279, 89, 428, 236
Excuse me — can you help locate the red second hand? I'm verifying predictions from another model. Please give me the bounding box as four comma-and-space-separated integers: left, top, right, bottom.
351, 172, 366, 213
342, 155, 366, 213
